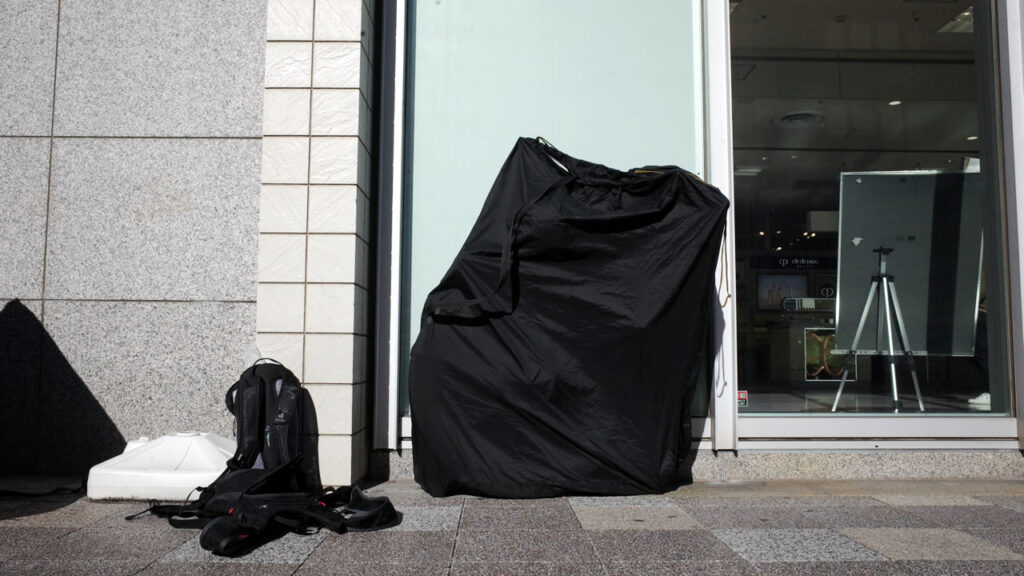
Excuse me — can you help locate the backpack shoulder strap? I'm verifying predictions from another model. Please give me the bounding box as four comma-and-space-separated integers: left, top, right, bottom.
125, 499, 206, 522
227, 364, 266, 470
263, 365, 300, 470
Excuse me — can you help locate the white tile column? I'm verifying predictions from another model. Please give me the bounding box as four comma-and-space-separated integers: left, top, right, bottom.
258, 0, 375, 485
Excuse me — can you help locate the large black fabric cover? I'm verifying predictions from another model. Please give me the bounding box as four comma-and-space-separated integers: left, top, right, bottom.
410, 137, 729, 498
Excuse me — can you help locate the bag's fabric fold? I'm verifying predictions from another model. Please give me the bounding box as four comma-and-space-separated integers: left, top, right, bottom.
410, 137, 729, 498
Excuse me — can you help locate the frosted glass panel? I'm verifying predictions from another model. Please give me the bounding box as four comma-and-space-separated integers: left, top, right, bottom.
403, 1, 705, 411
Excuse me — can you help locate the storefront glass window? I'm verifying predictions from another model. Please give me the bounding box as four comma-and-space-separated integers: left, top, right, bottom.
731, 0, 1011, 415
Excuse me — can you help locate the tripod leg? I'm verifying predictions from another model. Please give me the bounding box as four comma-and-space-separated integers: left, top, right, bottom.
881, 278, 903, 413
831, 371, 848, 412
848, 281, 879, 354
909, 365, 925, 412
831, 280, 879, 411
888, 283, 926, 412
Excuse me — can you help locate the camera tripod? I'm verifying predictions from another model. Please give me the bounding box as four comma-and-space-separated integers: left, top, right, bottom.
831, 246, 925, 413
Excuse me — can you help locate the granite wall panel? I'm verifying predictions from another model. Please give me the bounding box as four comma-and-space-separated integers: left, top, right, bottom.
0, 0, 58, 136
0, 138, 51, 300
53, 0, 267, 137
45, 138, 260, 301
39, 300, 254, 473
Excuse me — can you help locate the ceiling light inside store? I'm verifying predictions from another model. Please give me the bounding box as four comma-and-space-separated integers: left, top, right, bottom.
937, 6, 973, 33
734, 166, 764, 176
889, 100, 902, 106
966, 135, 978, 141
776, 111, 824, 128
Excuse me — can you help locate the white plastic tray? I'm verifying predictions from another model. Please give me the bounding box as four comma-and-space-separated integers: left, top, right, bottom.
87, 432, 234, 501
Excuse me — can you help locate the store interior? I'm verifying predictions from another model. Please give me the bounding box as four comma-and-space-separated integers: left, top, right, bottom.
729, 0, 1010, 414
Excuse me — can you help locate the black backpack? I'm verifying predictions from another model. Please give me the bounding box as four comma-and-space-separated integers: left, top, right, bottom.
224, 359, 319, 490
129, 360, 400, 556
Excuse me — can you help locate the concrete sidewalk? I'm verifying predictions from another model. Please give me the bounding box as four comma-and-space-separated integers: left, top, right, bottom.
1, 478, 1022, 575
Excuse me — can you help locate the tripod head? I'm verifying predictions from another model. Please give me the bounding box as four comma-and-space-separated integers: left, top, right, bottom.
873, 246, 893, 277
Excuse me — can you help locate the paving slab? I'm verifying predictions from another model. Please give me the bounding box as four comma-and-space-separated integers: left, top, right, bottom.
604, 560, 760, 575
967, 527, 1024, 555
975, 495, 1024, 513
671, 480, 831, 497
589, 529, 743, 563
753, 561, 908, 576
387, 505, 461, 532
818, 480, 962, 496
927, 479, 1024, 495
0, 526, 74, 561
841, 528, 1024, 561
901, 505, 1024, 528
304, 531, 455, 567
871, 494, 993, 506
160, 530, 327, 565
897, 559, 1024, 575
449, 561, 605, 575
0, 559, 151, 575
454, 529, 596, 563
25, 510, 192, 564
798, 506, 942, 528
770, 496, 889, 508
568, 495, 676, 507
675, 495, 885, 507
294, 561, 450, 576
713, 528, 887, 563
0, 497, 131, 528
461, 496, 568, 508
140, 564, 299, 575
574, 505, 698, 530
460, 498, 579, 531
689, 505, 825, 529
